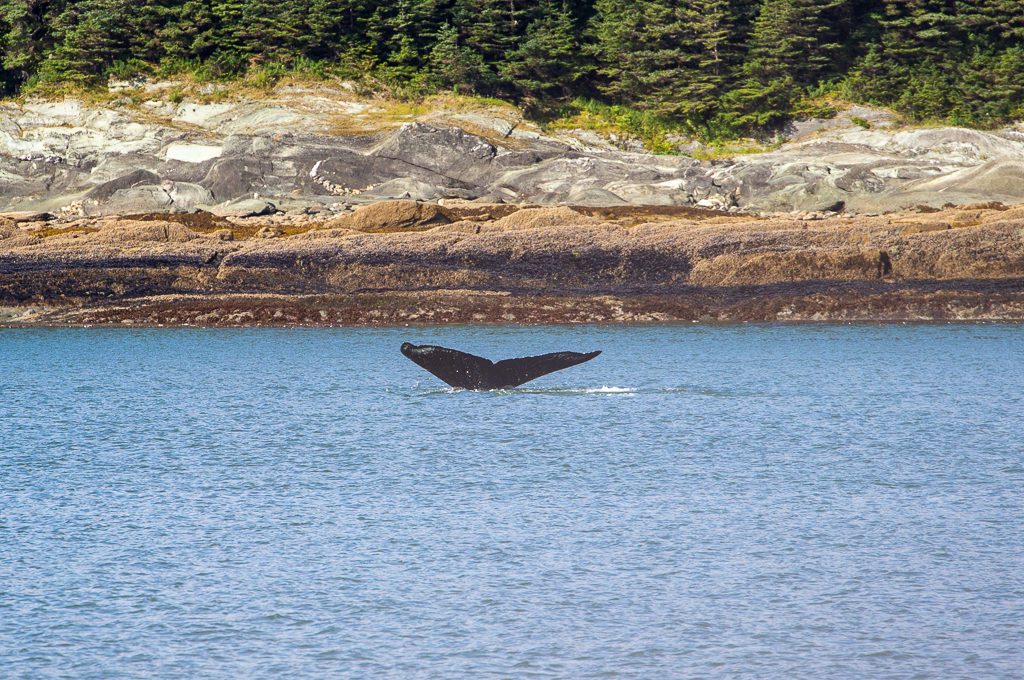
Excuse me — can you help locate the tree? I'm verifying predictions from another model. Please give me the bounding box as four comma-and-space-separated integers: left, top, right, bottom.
501, 0, 582, 100
589, 0, 646, 104
452, 0, 531, 64
157, 0, 219, 62
638, 0, 737, 121
0, 0, 67, 85
37, 0, 128, 84
307, 0, 368, 60
241, 0, 311, 63
722, 0, 846, 131
428, 22, 493, 93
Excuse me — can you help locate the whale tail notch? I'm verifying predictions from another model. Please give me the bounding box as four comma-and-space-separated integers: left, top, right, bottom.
401, 343, 600, 390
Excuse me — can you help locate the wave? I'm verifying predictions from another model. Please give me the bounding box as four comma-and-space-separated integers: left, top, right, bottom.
414, 384, 762, 397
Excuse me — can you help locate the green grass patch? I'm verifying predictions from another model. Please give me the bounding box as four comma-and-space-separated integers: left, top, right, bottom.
543, 98, 684, 154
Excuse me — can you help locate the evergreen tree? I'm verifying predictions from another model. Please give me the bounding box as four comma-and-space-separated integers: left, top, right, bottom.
452, 0, 531, 64
363, 0, 439, 81
501, 0, 582, 100
428, 22, 493, 93
956, 0, 1024, 41
590, 0, 647, 104
157, 0, 219, 62
241, 0, 311, 63
38, 0, 128, 84
639, 0, 736, 121
722, 0, 845, 130
123, 0, 174, 65
879, 0, 959, 67
307, 0, 368, 59
210, 0, 249, 59
0, 0, 66, 83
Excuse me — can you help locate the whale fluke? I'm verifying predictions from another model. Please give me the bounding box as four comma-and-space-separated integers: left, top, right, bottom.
401, 343, 601, 390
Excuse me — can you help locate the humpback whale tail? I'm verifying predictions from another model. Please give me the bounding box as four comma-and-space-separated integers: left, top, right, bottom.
401, 343, 601, 390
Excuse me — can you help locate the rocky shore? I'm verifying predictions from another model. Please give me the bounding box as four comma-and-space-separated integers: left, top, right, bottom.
3, 87, 1024, 326
3, 200, 1023, 325
5, 85, 1024, 217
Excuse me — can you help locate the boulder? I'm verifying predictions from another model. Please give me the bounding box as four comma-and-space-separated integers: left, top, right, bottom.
304, 150, 464, 196
566, 187, 628, 206
365, 178, 446, 201
371, 123, 497, 184
93, 220, 197, 243
209, 198, 278, 218
168, 182, 215, 210
93, 185, 174, 215
85, 182, 213, 215
324, 200, 452, 232
0, 211, 56, 224
203, 158, 271, 201
85, 170, 162, 200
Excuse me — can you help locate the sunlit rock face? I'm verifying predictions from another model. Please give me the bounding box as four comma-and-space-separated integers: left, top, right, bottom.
5, 90, 1024, 218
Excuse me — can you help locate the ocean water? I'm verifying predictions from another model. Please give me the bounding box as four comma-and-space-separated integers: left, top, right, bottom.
1, 324, 1022, 679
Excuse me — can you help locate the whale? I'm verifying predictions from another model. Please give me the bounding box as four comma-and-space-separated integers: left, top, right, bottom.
401, 343, 601, 390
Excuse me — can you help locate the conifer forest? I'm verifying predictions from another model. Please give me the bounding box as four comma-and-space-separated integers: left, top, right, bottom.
1, 1, 1022, 135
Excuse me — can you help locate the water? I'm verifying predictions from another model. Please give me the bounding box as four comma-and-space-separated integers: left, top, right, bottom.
1, 324, 1022, 679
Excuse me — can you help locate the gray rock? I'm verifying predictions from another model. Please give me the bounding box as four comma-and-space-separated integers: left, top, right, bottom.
3, 95, 1024, 215
85, 170, 162, 200
209, 198, 278, 218
203, 157, 272, 201
0, 210, 55, 223
371, 123, 497, 184
168, 182, 215, 210
84, 181, 213, 215
566, 187, 628, 206
91, 185, 174, 215
364, 178, 446, 201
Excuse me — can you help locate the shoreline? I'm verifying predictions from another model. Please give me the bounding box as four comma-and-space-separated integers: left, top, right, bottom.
4, 201, 1024, 327
3, 282, 1023, 327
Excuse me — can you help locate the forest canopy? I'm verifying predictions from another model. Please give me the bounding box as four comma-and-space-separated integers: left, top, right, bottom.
1, 0, 1022, 135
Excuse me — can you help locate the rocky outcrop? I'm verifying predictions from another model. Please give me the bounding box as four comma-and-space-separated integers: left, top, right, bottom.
2, 202, 1023, 324
4, 87, 1024, 217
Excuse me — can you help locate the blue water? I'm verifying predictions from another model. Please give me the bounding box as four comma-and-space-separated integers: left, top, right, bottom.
1, 324, 1022, 679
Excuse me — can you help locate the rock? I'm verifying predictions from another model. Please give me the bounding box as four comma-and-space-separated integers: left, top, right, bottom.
0, 211, 55, 224
447, 112, 518, 137
164, 143, 223, 163
364, 178, 446, 201
3, 91, 1024, 217
325, 200, 452, 231
82, 181, 213, 216
92, 185, 174, 215
209, 198, 278, 218
85, 170, 162, 201
94, 220, 197, 243
566, 187, 628, 206
202, 158, 271, 201
6, 204, 1024, 325
372, 123, 497, 184
168, 182, 215, 210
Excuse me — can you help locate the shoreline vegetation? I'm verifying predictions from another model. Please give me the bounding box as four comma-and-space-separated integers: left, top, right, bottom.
2, 1, 1023, 144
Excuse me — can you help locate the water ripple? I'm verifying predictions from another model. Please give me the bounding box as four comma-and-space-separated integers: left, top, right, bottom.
1, 324, 1023, 679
